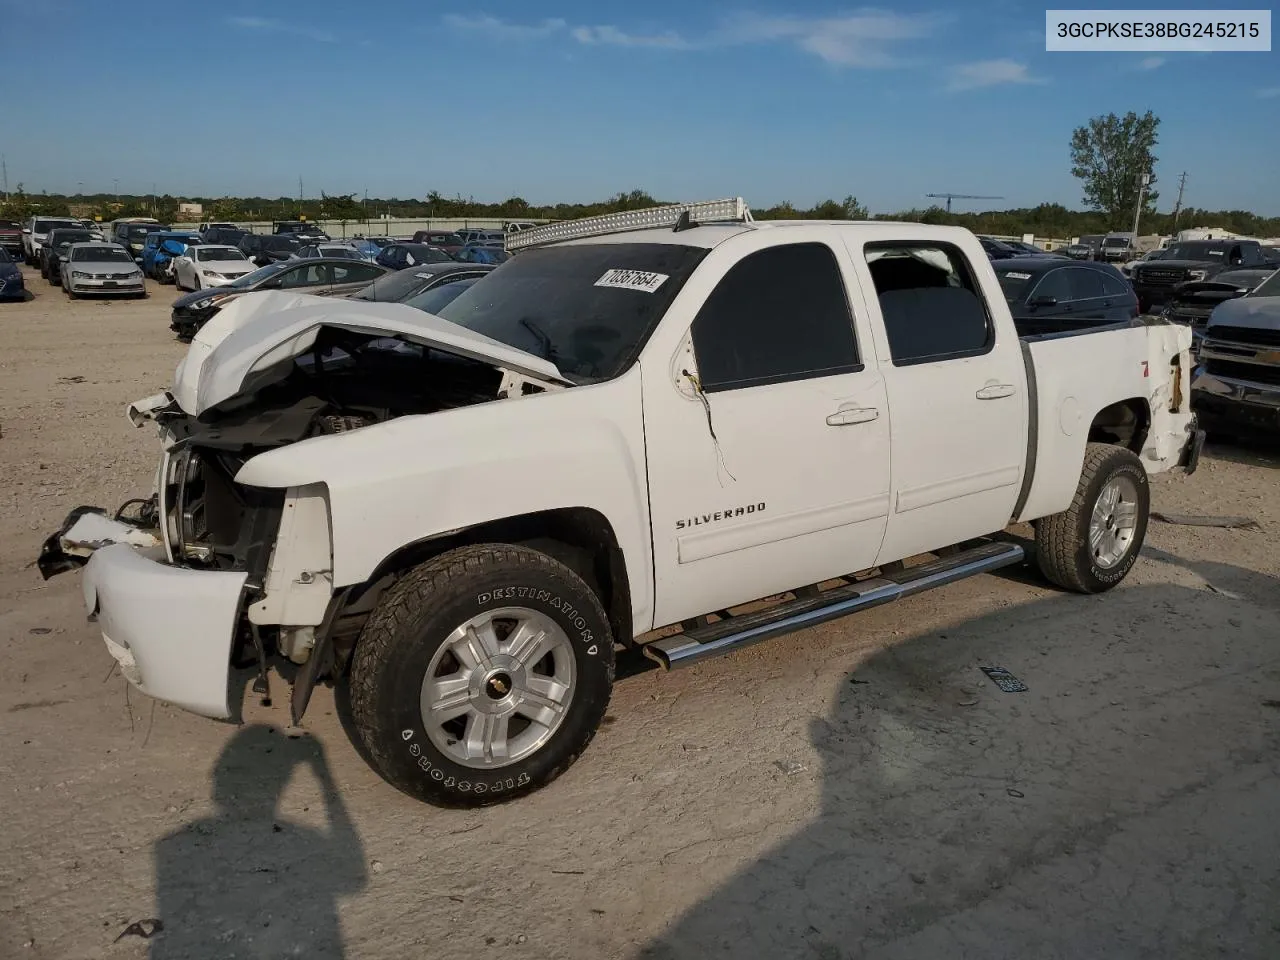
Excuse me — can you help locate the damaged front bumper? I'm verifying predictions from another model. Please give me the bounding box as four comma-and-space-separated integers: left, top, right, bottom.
38, 507, 246, 720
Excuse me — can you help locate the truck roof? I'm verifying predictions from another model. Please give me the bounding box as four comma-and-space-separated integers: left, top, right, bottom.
553, 219, 962, 251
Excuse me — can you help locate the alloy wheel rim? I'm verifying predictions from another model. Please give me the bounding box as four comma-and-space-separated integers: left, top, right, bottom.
1089, 475, 1140, 569
420, 607, 576, 769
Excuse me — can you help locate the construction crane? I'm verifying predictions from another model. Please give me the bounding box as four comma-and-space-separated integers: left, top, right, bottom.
925, 193, 1005, 213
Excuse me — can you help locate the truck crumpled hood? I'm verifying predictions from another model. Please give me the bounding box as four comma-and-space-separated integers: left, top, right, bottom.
1208, 295, 1280, 332
172, 291, 570, 416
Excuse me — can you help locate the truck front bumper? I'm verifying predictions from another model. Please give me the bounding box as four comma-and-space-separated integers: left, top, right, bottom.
1192, 373, 1280, 436
39, 508, 246, 720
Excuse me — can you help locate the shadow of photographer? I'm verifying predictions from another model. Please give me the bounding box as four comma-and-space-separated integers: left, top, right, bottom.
151, 725, 367, 959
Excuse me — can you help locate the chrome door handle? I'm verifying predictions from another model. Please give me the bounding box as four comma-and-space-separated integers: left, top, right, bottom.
975, 383, 1016, 400
826, 406, 879, 426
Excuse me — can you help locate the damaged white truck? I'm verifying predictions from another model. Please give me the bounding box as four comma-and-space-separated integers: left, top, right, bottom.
39, 199, 1204, 807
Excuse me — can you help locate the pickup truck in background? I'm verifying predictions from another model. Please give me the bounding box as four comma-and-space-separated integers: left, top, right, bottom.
36, 199, 1204, 808
0, 219, 24, 258
1131, 239, 1280, 312
273, 220, 330, 243
1163, 266, 1280, 356
1191, 269, 1280, 436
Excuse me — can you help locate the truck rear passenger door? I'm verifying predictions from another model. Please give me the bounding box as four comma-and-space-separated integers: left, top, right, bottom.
851, 238, 1028, 564
642, 237, 891, 628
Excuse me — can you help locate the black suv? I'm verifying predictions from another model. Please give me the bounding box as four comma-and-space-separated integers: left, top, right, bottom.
202, 226, 248, 247
272, 220, 329, 242
113, 221, 171, 259
39, 228, 95, 283
1131, 240, 1280, 311
239, 234, 302, 266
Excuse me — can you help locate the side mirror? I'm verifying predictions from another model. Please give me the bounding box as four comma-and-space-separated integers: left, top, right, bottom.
1028, 295, 1057, 308
22, 228, 31, 235
260, 279, 282, 290
59, 255, 69, 262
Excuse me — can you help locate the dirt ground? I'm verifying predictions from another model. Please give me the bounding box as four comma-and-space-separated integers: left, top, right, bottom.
1, 265, 1278, 960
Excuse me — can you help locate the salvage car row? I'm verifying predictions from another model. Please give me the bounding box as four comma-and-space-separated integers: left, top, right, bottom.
0, 214, 512, 302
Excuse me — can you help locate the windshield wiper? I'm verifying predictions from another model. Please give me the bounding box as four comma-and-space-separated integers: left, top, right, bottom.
519, 317, 559, 362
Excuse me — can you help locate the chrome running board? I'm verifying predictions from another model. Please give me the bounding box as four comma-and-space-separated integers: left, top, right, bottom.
643, 541, 1025, 669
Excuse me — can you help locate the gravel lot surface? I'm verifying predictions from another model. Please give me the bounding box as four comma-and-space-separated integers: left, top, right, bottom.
2, 265, 1277, 959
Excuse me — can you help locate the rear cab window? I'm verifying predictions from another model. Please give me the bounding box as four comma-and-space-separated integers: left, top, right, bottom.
863, 242, 993, 365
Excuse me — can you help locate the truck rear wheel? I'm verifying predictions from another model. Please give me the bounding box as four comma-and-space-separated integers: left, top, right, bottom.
1035, 442, 1149, 594
348, 544, 615, 807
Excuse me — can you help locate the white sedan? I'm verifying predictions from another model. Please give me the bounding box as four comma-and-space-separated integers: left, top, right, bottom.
174, 245, 257, 290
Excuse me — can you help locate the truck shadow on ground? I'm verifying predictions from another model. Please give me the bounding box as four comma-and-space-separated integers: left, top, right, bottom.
638, 554, 1280, 960
150, 725, 366, 959
1202, 438, 1280, 471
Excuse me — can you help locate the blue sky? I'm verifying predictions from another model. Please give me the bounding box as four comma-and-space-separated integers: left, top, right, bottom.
2, 1, 1277, 213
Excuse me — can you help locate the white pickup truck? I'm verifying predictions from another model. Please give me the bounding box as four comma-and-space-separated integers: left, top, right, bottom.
38, 199, 1204, 807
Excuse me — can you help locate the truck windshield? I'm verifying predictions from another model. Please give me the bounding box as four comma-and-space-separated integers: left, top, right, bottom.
438, 242, 709, 383
1250, 269, 1280, 298
1165, 243, 1227, 260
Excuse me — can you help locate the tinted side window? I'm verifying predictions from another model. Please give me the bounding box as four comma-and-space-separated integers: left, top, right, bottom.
1099, 271, 1130, 297
691, 242, 859, 393
333, 263, 381, 284
865, 242, 992, 365
1068, 268, 1106, 300
1029, 268, 1073, 302
280, 264, 329, 288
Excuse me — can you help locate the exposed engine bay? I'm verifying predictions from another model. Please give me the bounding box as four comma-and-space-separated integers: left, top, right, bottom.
142, 329, 521, 576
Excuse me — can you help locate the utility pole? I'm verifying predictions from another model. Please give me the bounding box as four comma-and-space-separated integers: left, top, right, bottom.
1131, 172, 1150, 238
1171, 171, 1187, 229
299, 176, 303, 217
2, 156, 8, 200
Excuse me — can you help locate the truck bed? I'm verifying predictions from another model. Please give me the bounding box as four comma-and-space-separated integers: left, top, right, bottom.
1014, 316, 1134, 340
1013, 318, 1194, 524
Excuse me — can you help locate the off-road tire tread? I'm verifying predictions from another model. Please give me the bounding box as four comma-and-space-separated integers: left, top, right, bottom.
1036, 442, 1145, 593
348, 543, 615, 807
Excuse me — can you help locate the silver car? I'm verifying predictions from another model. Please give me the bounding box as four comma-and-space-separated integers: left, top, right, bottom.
60, 243, 146, 298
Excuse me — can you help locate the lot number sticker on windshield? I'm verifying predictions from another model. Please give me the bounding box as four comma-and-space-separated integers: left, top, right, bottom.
1006, 272, 1033, 280
595, 268, 669, 293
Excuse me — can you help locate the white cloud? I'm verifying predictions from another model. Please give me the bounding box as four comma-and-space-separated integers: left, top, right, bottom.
1138, 56, 1166, 70
719, 11, 941, 67
946, 59, 1044, 92
227, 16, 334, 43
440, 9, 939, 67
1258, 86, 1280, 99
442, 14, 567, 41
571, 24, 691, 49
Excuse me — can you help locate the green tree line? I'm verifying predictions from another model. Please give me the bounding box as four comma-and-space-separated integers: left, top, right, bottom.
3, 185, 1277, 240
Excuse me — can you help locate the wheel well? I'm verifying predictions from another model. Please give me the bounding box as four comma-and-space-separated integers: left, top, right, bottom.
326, 508, 634, 673
1087, 398, 1150, 454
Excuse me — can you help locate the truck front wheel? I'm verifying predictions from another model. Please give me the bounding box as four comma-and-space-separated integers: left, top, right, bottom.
1035, 442, 1150, 594
348, 544, 615, 807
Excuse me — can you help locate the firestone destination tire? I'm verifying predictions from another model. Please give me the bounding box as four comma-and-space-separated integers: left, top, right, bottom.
348, 544, 615, 807
1035, 442, 1150, 594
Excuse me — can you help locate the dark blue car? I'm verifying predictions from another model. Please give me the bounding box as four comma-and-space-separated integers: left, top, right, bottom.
453, 243, 510, 265
142, 231, 202, 282
993, 257, 1139, 336
0, 247, 24, 300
